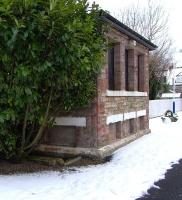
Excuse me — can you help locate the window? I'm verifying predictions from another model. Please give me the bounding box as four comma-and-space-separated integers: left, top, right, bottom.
125, 49, 135, 91
108, 43, 121, 91
125, 49, 129, 90
107, 44, 146, 93
108, 46, 115, 90
137, 54, 144, 92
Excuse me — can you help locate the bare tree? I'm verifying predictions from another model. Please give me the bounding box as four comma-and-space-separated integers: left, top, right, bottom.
116, 0, 174, 99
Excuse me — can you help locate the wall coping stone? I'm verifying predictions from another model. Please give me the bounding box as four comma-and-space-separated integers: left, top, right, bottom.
106, 90, 147, 97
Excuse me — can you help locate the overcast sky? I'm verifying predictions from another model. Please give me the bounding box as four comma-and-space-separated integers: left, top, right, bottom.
89, 0, 182, 66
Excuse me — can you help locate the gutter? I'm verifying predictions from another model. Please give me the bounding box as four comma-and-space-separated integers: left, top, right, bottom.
100, 11, 157, 51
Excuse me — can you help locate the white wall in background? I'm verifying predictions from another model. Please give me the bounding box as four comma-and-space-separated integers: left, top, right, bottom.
149, 98, 182, 118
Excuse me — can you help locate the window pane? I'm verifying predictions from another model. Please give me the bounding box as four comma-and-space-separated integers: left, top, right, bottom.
125, 50, 129, 90
138, 55, 141, 91
138, 54, 144, 92
108, 47, 115, 90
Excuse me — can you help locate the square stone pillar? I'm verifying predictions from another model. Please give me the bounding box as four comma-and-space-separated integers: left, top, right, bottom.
128, 49, 137, 91
114, 43, 125, 90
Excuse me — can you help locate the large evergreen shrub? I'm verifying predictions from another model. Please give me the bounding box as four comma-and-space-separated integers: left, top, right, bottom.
0, 0, 107, 160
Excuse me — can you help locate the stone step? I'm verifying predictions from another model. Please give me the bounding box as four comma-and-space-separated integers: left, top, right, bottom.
64, 156, 82, 166
29, 156, 64, 166
29, 156, 82, 167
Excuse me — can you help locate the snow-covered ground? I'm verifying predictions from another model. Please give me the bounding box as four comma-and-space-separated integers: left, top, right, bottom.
1, 113, 182, 200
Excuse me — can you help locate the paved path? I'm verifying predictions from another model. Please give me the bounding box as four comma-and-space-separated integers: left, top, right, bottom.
136, 159, 182, 200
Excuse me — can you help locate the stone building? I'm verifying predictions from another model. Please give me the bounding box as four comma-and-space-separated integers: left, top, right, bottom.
37, 12, 157, 159
165, 67, 182, 96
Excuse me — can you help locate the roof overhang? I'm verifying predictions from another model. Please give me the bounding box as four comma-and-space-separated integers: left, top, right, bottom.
100, 11, 157, 51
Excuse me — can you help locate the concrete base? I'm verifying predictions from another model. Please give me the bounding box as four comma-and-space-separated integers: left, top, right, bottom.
36, 129, 150, 159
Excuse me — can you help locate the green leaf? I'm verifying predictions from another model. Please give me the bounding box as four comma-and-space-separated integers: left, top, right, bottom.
0, 0, 106, 160
0, 116, 4, 123
25, 88, 32, 95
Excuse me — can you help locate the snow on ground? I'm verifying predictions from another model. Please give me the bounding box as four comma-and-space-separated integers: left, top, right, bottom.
1, 113, 182, 200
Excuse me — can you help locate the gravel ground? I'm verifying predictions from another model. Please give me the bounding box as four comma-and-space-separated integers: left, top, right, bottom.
0, 158, 104, 175
0, 160, 62, 175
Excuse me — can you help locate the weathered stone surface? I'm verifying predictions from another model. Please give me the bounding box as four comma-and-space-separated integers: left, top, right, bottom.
41, 23, 151, 158
64, 157, 82, 166
29, 156, 64, 166
37, 129, 150, 159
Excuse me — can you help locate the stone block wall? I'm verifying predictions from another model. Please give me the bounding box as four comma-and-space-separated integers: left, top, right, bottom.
43, 27, 150, 150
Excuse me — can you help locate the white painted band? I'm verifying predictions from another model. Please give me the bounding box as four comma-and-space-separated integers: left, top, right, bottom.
55, 117, 86, 127
124, 111, 136, 120
106, 90, 147, 97
137, 110, 146, 117
106, 114, 123, 124
106, 109, 147, 124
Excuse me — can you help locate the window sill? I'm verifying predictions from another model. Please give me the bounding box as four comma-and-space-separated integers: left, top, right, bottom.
106, 90, 147, 97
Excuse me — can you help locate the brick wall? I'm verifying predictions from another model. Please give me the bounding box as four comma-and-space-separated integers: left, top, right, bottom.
43, 100, 98, 148
96, 29, 149, 147
43, 27, 150, 149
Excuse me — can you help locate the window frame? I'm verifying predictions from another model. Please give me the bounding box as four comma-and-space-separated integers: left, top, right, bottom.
108, 46, 115, 90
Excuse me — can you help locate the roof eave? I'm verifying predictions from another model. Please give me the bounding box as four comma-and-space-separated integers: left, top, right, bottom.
100, 12, 157, 51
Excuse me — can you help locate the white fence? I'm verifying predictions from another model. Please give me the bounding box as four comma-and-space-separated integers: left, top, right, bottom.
149, 98, 182, 118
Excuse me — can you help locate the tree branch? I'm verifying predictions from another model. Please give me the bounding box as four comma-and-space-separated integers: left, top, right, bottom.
24, 86, 53, 150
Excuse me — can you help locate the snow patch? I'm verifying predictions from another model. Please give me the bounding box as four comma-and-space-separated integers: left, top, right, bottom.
1, 112, 182, 200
